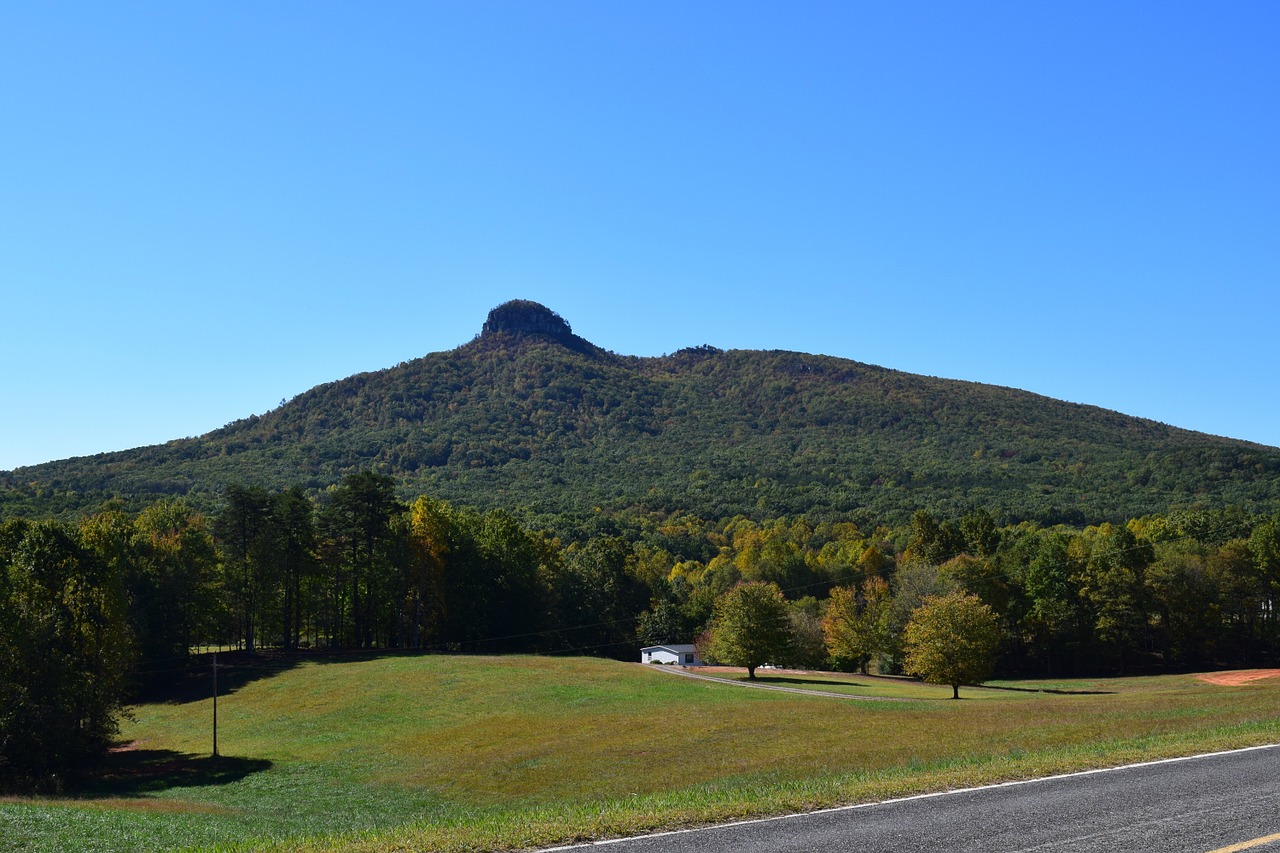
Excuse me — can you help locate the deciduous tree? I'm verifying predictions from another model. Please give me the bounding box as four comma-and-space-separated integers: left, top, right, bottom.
1077, 524, 1154, 671
705, 581, 791, 679
822, 576, 890, 674
129, 500, 220, 663
903, 591, 1000, 699
0, 520, 131, 790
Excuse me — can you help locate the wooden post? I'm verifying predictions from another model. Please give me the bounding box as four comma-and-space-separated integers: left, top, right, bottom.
212, 652, 219, 757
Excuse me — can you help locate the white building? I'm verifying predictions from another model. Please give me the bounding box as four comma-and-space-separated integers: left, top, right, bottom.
641, 644, 703, 666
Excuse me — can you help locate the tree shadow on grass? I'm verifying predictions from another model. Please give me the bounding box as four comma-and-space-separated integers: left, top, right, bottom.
754, 676, 879, 689
79, 749, 272, 798
135, 648, 444, 706
134, 650, 315, 705
751, 674, 1115, 696
981, 683, 1116, 696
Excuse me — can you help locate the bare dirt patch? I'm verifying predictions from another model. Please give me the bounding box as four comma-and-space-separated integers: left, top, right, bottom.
1195, 669, 1280, 686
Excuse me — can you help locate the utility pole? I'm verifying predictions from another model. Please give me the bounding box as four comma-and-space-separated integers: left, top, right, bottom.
212, 652, 219, 758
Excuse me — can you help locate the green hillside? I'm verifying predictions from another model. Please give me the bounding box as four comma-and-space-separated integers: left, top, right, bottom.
4, 300, 1278, 523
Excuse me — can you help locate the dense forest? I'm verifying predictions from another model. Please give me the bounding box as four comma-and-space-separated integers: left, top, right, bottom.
4, 301, 1279, 524
4, 472, 1278, 789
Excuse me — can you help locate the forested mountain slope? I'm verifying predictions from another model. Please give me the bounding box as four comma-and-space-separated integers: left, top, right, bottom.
4, 300, 1278, 523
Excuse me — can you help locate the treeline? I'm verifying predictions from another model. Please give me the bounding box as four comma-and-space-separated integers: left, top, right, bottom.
211, 474, 648, 658
647, 506, 1280, 678
4, 476, 1280, 790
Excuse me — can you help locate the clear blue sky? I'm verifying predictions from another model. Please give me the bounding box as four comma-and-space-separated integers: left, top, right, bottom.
2, 2, 1277, 472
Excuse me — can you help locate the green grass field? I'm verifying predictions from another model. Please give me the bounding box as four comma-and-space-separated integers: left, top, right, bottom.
3, 655, 1279, 852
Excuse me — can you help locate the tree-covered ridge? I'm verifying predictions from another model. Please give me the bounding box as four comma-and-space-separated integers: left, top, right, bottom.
3, 302, 1279, 523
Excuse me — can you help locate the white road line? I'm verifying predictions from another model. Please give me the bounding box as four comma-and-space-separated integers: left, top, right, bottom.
540, 742, 1280, 851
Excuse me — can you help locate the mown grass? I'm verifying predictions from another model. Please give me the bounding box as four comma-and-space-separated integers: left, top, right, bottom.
2, 655, 1278, 852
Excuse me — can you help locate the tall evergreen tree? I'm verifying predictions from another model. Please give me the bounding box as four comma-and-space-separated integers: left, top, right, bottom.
267, 487, 317, 650
319, 472, 401, 648
215, 485, 274, 652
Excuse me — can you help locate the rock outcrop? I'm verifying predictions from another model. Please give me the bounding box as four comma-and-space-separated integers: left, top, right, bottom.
482, 300, 574, 340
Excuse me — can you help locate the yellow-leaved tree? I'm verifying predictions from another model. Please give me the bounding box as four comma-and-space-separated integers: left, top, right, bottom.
903, 591, 1000, 699
822, 576, 891, 674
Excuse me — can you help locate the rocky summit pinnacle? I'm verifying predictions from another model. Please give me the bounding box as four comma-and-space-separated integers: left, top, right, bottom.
481, 300, 574, 340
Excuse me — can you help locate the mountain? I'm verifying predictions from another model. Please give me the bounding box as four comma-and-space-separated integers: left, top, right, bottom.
4, 300, 1279, 524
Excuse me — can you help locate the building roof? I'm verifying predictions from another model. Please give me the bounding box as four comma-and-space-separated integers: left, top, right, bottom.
641, 644, 698, 654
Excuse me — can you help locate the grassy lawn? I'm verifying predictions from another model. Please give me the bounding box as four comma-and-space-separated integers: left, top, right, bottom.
2, 655, 1279, 852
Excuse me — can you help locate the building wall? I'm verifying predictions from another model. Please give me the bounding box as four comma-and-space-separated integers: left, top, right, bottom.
644, 648, 681, 664
642, 647, 702, 665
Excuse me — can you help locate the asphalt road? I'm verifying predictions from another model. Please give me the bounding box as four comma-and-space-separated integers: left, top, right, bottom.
547, 744, 1280, 852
